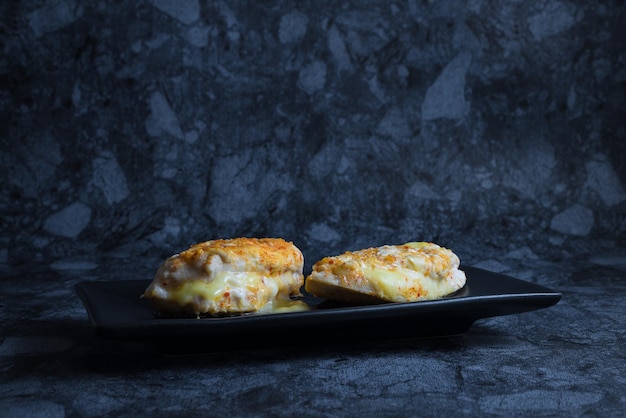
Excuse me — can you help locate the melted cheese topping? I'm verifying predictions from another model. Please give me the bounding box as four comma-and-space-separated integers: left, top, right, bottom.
143, 238, 308, 316
305, 242, 466, 303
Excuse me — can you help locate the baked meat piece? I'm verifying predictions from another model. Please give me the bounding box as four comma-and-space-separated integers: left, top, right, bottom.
305, 242, 466, 304
143, 238, 307, 316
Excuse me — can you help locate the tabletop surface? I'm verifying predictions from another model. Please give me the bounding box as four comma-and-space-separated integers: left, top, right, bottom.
1, 242, 625, 417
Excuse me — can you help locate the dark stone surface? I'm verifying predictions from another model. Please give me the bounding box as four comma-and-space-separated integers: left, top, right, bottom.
1, 1, 626, 416
1, 1, 625, 267
1, 247, 625, 417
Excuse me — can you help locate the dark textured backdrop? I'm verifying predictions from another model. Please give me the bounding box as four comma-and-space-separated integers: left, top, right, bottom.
2, 0, 625, 270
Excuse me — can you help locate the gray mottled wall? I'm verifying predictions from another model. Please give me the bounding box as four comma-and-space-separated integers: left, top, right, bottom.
1, 0, 625, 269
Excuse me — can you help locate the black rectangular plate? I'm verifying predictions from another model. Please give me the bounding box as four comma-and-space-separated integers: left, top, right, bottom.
75, 266, 561, 347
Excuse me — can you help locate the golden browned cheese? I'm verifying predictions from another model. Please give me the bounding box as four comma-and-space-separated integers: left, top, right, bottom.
305, 242, 466, 304
143, 238, 307, 316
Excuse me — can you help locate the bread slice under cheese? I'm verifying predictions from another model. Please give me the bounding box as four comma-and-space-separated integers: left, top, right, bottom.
305, 242, 466, 304
143, 238, 308, 316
